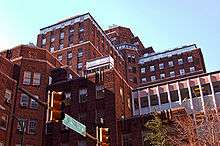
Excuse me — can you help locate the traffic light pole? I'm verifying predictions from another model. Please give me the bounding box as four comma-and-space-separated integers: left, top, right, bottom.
18, 87, 101, 145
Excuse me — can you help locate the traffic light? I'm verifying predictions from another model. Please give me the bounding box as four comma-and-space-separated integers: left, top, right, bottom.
50, 91, 65, 121
100, 128, 110, 146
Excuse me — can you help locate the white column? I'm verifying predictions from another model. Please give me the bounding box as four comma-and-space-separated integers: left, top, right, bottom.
147, 88, 152, 112
137, 91, 142, 115
177, 82, 182, 104
187, 79, 194, 112
197, 77, 206, 116
166, 84, 172, 109
156, 86, 161, 111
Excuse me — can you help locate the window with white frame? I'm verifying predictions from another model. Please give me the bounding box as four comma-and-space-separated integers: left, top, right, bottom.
150, 66, 155, 72
42, 38, 46, 45
190, 67, 195, 72
188, 56, 193, 62
4, 89, 12, 103
20, 94, 29, 107
49, 47, 54, 53
28, 120, 37, 134
168, 61, 174, 67
60, 44, 64, 50
141, 77, 147, 83
67, 51, 72, 59
30, 95, 38, 109
96, 85, 105, 99
0, 114, 8, 130
170, 71, 175, 77
60, 32, 64, 39
160, 73, 165, 79
151, 76, 156, 81
178, 58, 183, 65
79, 89, 88, 103
58, 54, 62, 62
77, 63, 83, 69
159, 63, 164, 69
141, 67, 146, 73
78, 48, 83, 57
179, 69, 185, 76
23, 71, 31, 85
33, 73, 41, 85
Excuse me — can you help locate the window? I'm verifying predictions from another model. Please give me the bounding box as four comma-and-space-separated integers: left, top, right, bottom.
178, 58, 183, 65
67, 51, 72, 59
51, 36, 55, 42
179, 69, 185, 76
77, 63, 83, 69
23, 71, 31, 85
30, 96, 38, 109
20, 94, 29, 107
17, 119, 26, 132
170, 71, 175, 77
191, 86, 201, 98
58, 54, 62, 62
28, 120, 37, 134
68, 74, 73, 80
49, 47, 54, 53
159, 63, 164, 69
151, 76, 156, 81
201, 83, 212, 96
0, 114, 8, 130
60, 32, 64, 39
60, 44, 64, 50
96, 85, 105, 99
160, 92, 168, 104
150, 94, 158, 106
33, 73, 41, 85
170, 90, 179, 102
168, 61, 174, 67
78, 48, 83, 57
180, 88, 190, 100
141, 67, 146, 73
188, 56, 193, 62
140, 96, 148, 108
69, 27, 74, 33
190, 67, 195, 72
79, 89, 87, 103
150, 66, 155, 72
4, 89, 12, 103
95, 110, 104, 124
160, 74, 165, 79
42, 38, 46, 45
141, 77, 147, 83
213, 81, 220, 93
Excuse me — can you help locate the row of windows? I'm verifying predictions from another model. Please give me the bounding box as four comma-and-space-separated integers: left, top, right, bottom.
140, 56, 193, 73
23, 71, 41, 85
42, 25, 84, 46
141, 67, 195, 83
134, 81, 220, 109
20, 94, 38, 109
17, 118, 37, 135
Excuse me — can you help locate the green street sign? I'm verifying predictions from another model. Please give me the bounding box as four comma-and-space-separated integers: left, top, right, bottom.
62, 114, 86, 137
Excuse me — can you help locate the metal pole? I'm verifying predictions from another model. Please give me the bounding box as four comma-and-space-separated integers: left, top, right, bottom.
96, 126, 99, 146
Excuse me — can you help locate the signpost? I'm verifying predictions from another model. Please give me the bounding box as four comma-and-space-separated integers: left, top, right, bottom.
62, 114, 86, 137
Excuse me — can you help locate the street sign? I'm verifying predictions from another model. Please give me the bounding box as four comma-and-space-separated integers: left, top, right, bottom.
62, 114, 86, 137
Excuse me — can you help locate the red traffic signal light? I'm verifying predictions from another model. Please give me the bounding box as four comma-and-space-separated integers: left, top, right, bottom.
100, 128, 110, 145
50, 91, 65, 121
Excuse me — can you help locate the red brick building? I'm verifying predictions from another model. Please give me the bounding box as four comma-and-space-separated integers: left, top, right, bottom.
46, 56, 132, 146
0, 44, 77, 146
0, 55, 18, 146
0, 12, 208, 146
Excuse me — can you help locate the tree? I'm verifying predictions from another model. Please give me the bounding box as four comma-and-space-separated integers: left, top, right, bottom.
143, 113, 170, 146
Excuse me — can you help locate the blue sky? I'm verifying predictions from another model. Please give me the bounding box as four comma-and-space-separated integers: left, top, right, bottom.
0, 0, 219, 72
